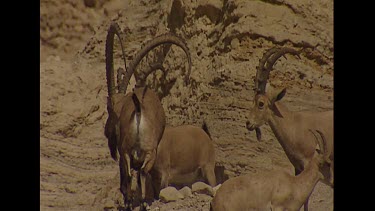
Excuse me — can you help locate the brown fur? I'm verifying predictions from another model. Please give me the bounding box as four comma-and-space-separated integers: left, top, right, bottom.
151, 124, 216, 195
246, 88, 333, 211
118, 87, 166, 168
104, 21, 193, 210
247, 89, 334, 185
211, 130, 330, 211
249, 47, 333, 211
117, 87, 165, 208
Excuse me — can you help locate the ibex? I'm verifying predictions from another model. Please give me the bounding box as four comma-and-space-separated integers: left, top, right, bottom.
210, 130, 331, 211
150, 122, 217, 196
104, 22, 192, 211
245, 47, 334, 211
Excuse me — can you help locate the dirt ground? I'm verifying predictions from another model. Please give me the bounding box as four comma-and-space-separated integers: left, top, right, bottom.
40, 0, 333, 210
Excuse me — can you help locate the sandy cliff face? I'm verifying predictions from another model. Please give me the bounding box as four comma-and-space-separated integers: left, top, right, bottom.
40, 0, 333, 210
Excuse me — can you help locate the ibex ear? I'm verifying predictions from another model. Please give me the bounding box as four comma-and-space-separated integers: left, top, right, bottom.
271, 87, 287, 103
271, 102, 284, 118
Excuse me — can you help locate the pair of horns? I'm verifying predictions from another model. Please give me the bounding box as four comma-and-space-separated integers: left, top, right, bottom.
254, 47, 301, 94
105, 22, 192, 97
309, 129, 331, 163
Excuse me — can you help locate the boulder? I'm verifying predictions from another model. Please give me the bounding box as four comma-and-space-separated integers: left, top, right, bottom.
192, 182, 214, 196
179, 186, 192, 198
159, 187, 184, 203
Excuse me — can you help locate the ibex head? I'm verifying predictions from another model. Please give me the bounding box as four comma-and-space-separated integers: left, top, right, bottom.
246, 87, 287, 136
309, 129, 332, 181
246, 47, 300, 141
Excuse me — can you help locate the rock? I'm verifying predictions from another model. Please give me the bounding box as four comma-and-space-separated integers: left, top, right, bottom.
213, 184, 222, 196
159, 187, 184, 203
46, 55, 61, 62
192, 182, 214, 196
103, 199, 115, 209
231, 38, 240, 50
179, 186, 192, 198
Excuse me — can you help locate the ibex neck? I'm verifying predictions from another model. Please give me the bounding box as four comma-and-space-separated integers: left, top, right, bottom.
292, 160, 321, 205
268, 103, 294, 148
267, 103, 304, 168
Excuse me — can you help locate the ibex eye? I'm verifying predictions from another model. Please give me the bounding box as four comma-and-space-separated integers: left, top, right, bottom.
258, 101, 264, 108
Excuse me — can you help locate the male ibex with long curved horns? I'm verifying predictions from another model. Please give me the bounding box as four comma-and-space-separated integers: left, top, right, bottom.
245, 47, 333, 211
104, 22, 192, 211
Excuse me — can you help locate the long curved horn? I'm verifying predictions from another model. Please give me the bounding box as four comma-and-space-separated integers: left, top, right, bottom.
254, 47, 301, 94
122, 33, 192, 93
254, 48, 279, 93
137, 62, 166, 87
309, 129, 330, 161
105, 22, 128, 97
104, 22, 128, 162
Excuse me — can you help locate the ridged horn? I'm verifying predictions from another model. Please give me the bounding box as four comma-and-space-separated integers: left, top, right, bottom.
105, 21, 127, 97
122, 33, 192, 93
254, 47, 301, 94
309, 129, 329, 161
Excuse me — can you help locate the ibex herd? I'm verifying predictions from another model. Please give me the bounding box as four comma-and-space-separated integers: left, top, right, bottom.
103, 21, 333, 211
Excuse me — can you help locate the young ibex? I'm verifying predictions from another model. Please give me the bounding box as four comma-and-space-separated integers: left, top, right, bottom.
150, 122, 216, 196
245, 47, 334, 211
210, 130, 331, 211
104, 22, 192, 211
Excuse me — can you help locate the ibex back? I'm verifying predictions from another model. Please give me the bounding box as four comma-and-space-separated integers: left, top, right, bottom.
151, 122, 216, 196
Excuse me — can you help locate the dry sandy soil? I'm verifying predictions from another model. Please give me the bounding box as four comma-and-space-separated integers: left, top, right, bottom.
40, 0, 333, 210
